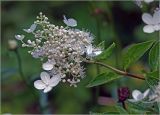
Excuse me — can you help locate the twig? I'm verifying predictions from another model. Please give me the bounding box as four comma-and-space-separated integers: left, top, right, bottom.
84, 60, 145, 80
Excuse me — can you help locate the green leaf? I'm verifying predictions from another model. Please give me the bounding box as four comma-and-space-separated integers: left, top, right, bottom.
97, 41, 105, 49
122, 40, 154, 70
145, 70, 159, 87
149, 41, 159, 71
126, 101, 153, 114
115, 106, 128, 114
87, 72, 121, 87
96, 42, 115, 60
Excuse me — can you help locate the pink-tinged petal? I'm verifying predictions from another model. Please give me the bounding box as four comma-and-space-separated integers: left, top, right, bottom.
142, 13, 153, 25
49, 75, 61, 87
143, 25, 154, 33
132, 90, 142, 100
43, 86, 52, 93
34, 80, 46, 89
153, 10, 160, 24
143, 89, 150, 98
42, 62, 53, 70
40, 72, 50, 84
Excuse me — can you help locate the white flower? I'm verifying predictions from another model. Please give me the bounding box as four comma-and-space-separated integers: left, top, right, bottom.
142, 10, 160, 33
149, 82, 160, 102
23, 24, 37, 33
42, 62, 54, 70
15, 34, 25, 41
128, 89, 150, 102
34, 72, 61, 93
86, 45, 102, 57
63, 15, 77, 27
144, 0, 154, 3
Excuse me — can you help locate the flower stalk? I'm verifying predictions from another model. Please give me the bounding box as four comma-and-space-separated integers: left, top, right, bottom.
14, 49, 37, 98
84, 60, 145, 80
15, 49, 26, 83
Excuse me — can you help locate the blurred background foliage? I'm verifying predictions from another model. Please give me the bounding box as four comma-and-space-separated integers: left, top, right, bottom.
1, 1, 159, 114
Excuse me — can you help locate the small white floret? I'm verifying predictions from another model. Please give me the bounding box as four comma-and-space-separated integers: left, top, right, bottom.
34, 72, 61, 93
23, 24, 37, 33
142, 10, 160, 33
42, 62, 54, 70
63, 15, 77, 27
128, 89, 150, 102
15, 34, 25, 41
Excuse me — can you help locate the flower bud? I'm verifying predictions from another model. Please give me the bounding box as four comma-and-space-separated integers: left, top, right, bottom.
118, 87, 130, 102
8, 40, 18, 50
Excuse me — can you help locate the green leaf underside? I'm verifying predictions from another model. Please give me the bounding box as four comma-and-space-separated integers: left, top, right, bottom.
149, 41, 159, 71
96, 42, 115, 60
87, 72, 121, 87
123, 40, 154, 70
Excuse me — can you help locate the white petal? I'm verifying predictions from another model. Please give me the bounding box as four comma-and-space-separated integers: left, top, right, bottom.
30, 24, 37, 32
143, 25, 155, 33
142, 13, 153, 25
23, 29, 32, 33
144, 0, 154, 3
23, 24, 37, 33
137, 94, 144, 100
42, 62, 53, 70
132, 90, 142, 100
67, 19, 77, 27
153, 10, 160, 24
43, 86, 52, 93
153, 24, 160, 31
49, 75, 61, 87
93, 50, 102, 56
34, 80, 46, 89
128, 99, 139, 102
40, 72, 50, 84
63, 15, 77, 27
86, 45, 93, 55
15, 35, 24, 40
143, 89, 150, 98
63, 15, 67, 20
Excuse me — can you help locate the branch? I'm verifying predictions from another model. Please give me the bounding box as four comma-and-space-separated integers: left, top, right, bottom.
84, 60, 145, 80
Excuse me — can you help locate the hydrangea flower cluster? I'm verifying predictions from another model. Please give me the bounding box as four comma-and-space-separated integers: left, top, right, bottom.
15, 12, 102, 93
